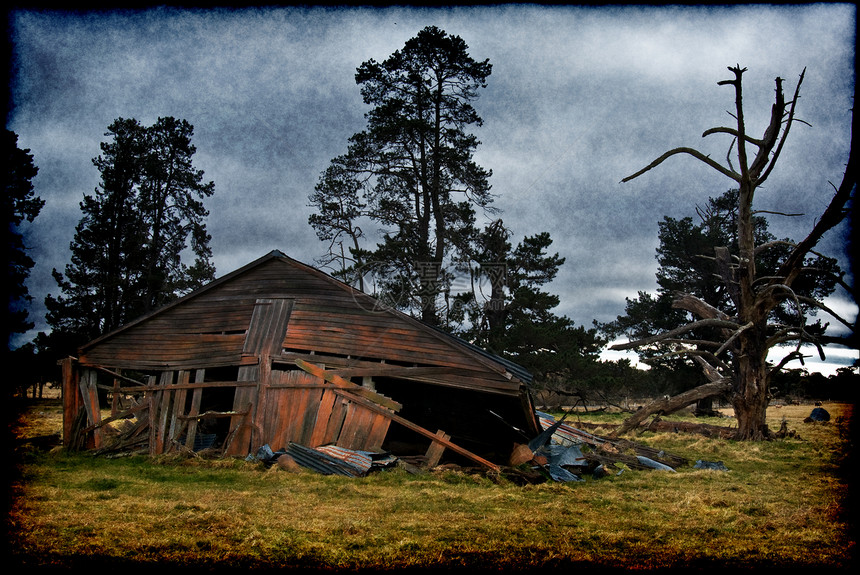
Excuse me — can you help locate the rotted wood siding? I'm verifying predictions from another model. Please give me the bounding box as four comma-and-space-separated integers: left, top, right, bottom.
258, 370, 391, 452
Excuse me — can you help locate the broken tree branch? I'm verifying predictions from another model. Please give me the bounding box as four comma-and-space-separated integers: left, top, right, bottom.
795, 295, 855, 331
714, 321, 754, 357
701, 126, 765, 147
672, 291, 733, 321
610, 318, 741, 351
756, 68, 805, 185
621, 147, 741, 183
775, 101, 856, 287
608, 378, 733, 438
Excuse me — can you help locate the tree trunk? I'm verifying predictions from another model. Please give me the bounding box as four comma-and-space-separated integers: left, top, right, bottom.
695, 396, 717, 416
731, 343, 772, 439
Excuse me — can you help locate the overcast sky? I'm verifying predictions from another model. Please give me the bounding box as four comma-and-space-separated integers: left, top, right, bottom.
6, 4, 857, 374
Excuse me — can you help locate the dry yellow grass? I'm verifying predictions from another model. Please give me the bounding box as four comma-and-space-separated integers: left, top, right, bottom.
7, 396, 856, 570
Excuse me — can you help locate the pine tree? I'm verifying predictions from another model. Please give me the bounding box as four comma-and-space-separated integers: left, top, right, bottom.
43, 117, 215, 354
309, 26, 494, 325
455, 220, 604, 381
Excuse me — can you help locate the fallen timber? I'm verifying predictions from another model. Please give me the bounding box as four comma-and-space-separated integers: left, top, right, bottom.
572, 417, 738, 440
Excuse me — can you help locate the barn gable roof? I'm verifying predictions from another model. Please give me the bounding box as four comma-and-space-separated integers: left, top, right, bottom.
77, 250, 532, 388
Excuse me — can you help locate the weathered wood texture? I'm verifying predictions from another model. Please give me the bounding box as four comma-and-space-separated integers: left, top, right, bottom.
63, 251, 540, 462
76, 253, 520, 394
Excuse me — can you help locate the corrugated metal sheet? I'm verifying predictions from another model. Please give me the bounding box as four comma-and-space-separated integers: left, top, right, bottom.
314, 445, 373, 473
285, 443, 364, 477
250, 442, 399, 477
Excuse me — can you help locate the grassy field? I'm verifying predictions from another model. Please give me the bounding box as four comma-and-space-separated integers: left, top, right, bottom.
5, 394, 857, 571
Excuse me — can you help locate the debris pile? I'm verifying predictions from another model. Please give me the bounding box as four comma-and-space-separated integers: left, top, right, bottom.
245, 411, 717, 483
512, 412, 692, 482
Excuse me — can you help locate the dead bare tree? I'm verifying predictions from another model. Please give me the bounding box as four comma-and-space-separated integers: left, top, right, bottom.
613, 65, 856, 440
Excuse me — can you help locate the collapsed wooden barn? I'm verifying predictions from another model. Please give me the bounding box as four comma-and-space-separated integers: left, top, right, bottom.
61, 250, 542, 470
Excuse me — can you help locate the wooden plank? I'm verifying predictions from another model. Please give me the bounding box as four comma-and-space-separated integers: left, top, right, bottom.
77, 369, 103, 449
329, 365, 479, 378
61, 357, 80, 447
309, 389, 337, 447
146, 375, 158, 456
324, 396, 349, 446
285, 385, 313, 446
222, 403, 253, 456
261, 372, 288, 450
424, 430, 451, 468
295, 359, 402, 411
111, 377, 120, 416
275, 388, 296, 449
251, 354, 272, 450
244, 298, 294, 356
345, 406, 374, 451
154, 371, 174, 455
184, 386, 203, 450
228, 364, 258, 456
276, 374, 300, 447
297, 386, 324, 445
336, 403, 361, 450
167, 370, 191, 451
78, 354, 255, 372
366, 413, 391, 451
94, 379, 258, 393
277, 377, 303, 448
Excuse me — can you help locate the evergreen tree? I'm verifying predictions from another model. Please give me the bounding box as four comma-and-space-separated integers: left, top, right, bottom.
138, 117, 215, 311
309, 26, 494, 325
455, 220, 605, 381
43, 117, 215, 354
3, 130, 43, 349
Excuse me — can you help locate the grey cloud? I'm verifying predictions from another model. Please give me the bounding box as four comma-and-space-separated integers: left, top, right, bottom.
8, 5, 856, 373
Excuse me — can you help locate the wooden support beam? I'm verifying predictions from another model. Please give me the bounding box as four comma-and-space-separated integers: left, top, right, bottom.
78, 369, 103, 449
424, 430, 450, 468
60, 357, 79, 447
295, 359, 402, 412
222, 403, 253, 456
167, 370, 191, 452
184, 369, 205, 451
111, 377, 120, 416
